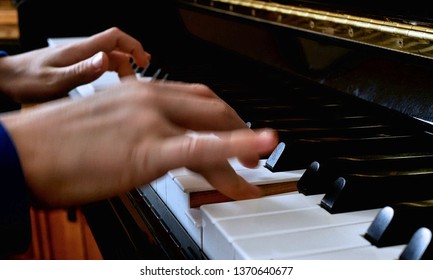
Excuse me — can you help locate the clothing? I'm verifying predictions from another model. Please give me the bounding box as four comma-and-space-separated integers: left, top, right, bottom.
0, 121, 31, 256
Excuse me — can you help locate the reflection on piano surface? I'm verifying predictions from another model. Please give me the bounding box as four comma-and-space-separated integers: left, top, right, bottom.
77, 0, 433, 259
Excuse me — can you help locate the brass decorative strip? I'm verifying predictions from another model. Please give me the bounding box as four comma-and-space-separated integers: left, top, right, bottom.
180, 0, 433, 59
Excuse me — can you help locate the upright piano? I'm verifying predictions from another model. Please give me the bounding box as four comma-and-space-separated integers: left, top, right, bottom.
55, 0, 433, 259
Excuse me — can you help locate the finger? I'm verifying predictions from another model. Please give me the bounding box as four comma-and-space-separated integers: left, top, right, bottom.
145, 129, 278, 177
191, 162, 264, 200
51, 51, 115, 92
50, 49, 141, 92
55, 27, 151, 68
106, 51, 136, 77
90, 27, 151, 67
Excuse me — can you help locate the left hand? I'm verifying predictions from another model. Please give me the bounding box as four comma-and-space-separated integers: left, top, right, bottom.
0, 27, 151, 103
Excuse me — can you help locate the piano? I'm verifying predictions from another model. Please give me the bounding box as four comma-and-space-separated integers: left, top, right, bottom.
19, 0, 433, 259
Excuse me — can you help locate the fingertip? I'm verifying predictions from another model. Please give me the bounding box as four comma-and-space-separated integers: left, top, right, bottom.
256, 129, 279, 152
133, 52, 152, 69
237, 157, 261, 168
247, 184, 265, 199
229, 179, 264, 201
145, 52, 152, 63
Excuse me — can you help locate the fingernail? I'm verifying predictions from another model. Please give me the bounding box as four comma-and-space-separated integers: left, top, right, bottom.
257, 129, 278, 149
258, 129, 277, 141
91, 52, 104, 71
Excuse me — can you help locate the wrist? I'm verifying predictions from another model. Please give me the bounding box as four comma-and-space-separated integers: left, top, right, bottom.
0, 52, 15, 98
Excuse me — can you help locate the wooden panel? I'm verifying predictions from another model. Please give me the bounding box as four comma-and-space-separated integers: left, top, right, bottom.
12, 208, 103, 260
0, 1, 19, 40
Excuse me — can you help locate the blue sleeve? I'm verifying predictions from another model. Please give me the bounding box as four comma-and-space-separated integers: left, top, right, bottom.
0, 122, 31, 257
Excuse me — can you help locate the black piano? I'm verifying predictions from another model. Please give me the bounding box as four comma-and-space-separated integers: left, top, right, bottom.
16, 0, 433, 259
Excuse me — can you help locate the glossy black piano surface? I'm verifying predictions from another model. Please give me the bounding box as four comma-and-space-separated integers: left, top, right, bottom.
16, 0, 433, 259
272, 0, 433, 25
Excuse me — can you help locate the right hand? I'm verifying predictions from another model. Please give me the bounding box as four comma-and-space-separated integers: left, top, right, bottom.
1, 79, 278, 208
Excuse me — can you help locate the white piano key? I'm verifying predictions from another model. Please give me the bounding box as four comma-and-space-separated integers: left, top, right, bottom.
201, 192, 322, 220
295, 244, 406, 260
233, 222, 376, 259
165, 176, 203, 246
166, 158, 269, 187
67, 66, 151, 99
48, 37, 87, 46
201, 196, 379, 259
237, 167, 305, 185
148, 175, 168, 204
164, 160, 304, 249
171, 164, 304, 193
168, 167, 194, 178
70, 83, 95, 98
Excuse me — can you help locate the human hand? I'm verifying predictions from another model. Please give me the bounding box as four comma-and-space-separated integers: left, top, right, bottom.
0, 79, 278, 208
0, 27, 151, 103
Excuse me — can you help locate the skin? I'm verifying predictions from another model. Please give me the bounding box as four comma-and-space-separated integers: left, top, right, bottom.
0, 27, 278, 208
0, 27, 151, 102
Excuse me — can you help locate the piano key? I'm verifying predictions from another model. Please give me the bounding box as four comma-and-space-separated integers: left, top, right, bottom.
200, 193, 379, 259
321, 168, 433, 213
167, 159, 304, 197
275, 125, 403, 141
158, 158, 305, 248
250, 115, 392, 130
266, 133, 433, 171
232, 222, 379, 259
295, 244, 406, 260
399, 227, 433, 260
365, 200, 433, 247
201, 192, 322, 220
298, 152, 433, 195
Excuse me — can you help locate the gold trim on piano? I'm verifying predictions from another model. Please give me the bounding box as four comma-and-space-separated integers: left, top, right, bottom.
181, 0, 433, 60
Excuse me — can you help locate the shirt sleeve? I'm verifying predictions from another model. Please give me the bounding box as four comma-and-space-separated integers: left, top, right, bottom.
0, 122, 31, 257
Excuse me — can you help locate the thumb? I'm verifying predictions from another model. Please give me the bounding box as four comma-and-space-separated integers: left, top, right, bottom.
60, 51, 109, 89
77, 51, 109, 81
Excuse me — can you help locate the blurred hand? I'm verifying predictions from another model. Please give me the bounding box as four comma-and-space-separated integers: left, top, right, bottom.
1, 79, 278, 208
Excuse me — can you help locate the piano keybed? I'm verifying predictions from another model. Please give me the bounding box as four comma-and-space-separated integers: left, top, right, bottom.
161, 57, 433, 259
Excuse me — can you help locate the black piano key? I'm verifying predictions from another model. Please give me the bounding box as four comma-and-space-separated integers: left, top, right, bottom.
321, 168, 433, 213
265, 133, 433, 171
250, 115, 386, 130
225, 86, 396, 125
298, 152, 433, 195
297, 161, 324, 194
364, 200, 433, 247
399, 227, 433, 260
276, 124, 399, 140
235, 103, 363, 122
